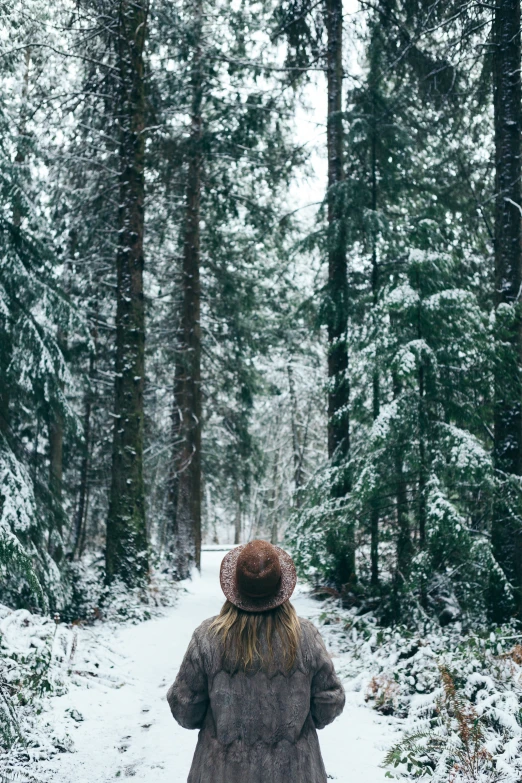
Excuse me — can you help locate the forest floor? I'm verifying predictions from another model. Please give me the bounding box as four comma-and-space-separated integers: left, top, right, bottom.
33, 549, 398, 783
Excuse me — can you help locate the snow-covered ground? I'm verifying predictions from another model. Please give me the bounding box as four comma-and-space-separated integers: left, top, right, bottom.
36, 550, 397, 783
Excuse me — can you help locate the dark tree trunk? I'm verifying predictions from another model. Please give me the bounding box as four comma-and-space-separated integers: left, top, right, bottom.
168, 358, 184, 573
48, 411, 64, 562
287, 363, 304, 500
47, 243, 68, 564
326, 0, 349, 466
270, 445, 280, 545
72, 353, 94, 560
492, 0, 522, 615
234, 483, 242, 545
413, 275, 430, 609
370, 88, 380, 589
324, 0, 354, 588
106, 0, 149, 586
48, 327, 66, 506
395, 449, 410, 580
415, 266, 428, 550
418, 364, 427, 547
0, 341, 9, 438
393, 373, 411, 587
169, 352, 194, 578
171, 0, 204, 575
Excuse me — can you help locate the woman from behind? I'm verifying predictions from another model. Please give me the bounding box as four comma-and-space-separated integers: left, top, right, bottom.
167, 539, 345, 783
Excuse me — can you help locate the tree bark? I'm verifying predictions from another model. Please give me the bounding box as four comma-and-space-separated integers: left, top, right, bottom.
326, 0, 349, 466
392, 373, 411, 588
370, 79, 380, 589
492, 0, 522, 615
324, 0, 354, 588
269, 433, 281, 545
287, 362, 304, 501
172, 0, 204, 574
0, 340, 9, 438
234, 483, 242, 545
106, 0, 149, 586
72, 352, 94, 560
418, 364, 427, 547
48, 327, 66, 507
414, 265, 428, 550
48, 408, 63, 496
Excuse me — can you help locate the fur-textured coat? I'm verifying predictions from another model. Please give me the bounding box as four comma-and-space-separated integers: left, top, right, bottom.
167, 616, 345, 783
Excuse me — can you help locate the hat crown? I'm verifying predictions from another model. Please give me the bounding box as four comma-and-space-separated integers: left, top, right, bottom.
236, 540, 281, 599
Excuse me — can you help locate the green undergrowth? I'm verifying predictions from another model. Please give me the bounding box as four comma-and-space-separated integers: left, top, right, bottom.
313, 603, 522, 782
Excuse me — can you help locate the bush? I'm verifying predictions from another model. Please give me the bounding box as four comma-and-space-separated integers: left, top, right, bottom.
306, 601, 522, 782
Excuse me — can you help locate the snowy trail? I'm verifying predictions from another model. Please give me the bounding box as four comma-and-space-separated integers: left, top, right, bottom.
39, 551, 394, 783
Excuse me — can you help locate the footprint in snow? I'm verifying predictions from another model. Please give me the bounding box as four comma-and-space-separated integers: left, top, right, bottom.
118, 734, 132, 752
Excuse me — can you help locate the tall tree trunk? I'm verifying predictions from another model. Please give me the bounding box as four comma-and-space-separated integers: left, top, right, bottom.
287, 362, 304, 501
234, 483, 242, 545
326, 0, 349, 465
395, 448, 410, 581
0, 359, 9, 437
418, 364, 427, 547
0, 330, 10, 438
106, 0, 149, 586
392, 372, 411, 588
269, 433, 281, 544
325, 0, 354, 588
72, 352, 94, 560
415, 267, 428, 550
48, 399, 64, 558
48, 327, 66, 519
172, 0, 204, 574
370, 84, 380, 589
170, 351, 197, 577
492, 0, 522, 616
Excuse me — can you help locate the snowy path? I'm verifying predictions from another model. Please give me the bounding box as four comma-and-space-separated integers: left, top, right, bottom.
39, 551, 395, 782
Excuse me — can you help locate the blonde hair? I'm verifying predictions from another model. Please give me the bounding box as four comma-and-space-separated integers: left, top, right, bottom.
210, 600, 301, 671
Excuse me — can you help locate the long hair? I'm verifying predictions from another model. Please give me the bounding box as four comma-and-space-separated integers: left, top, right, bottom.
210, 600, 301, 671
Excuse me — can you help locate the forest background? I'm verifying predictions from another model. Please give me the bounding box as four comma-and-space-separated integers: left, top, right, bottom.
2, 0, 522, 778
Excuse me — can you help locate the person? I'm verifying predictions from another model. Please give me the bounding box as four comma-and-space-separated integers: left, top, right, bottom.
167, 539, 345, 783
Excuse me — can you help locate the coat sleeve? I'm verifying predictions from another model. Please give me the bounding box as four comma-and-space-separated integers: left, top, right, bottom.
310, 628, 345, 730
167, 629, 209, 730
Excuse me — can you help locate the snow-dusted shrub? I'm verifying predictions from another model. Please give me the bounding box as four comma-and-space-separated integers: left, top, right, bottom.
0, 603, 65, 772
100, 566, 180, 624
288, 247, 506, 625
306, 602, 522, 782
59, 559, 104, 623
289, 463, 357, 590
0, 3, 88, 616
0, 558, 180, 780
0, 442, 53, 614
385, 664, 511, 782
56, 554, 180, 624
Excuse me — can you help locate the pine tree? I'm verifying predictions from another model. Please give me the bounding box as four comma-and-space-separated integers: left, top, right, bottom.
171, 0, 204, 575
288, 0, 503, 622
0, 0, 81, 609
106, 0, 150, 586
491, 0, 522, 619
324, 0, 355, 588
147, 0, 302, 569
274, 0, 357, 588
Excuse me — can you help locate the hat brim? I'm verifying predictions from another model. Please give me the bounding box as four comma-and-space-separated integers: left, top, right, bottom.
220, 544, 297, 613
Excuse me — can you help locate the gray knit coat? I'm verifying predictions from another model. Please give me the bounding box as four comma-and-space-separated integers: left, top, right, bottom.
167, 616, 345, 783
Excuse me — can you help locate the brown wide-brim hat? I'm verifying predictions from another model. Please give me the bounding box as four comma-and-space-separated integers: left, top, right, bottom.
220, 540, 297, 613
